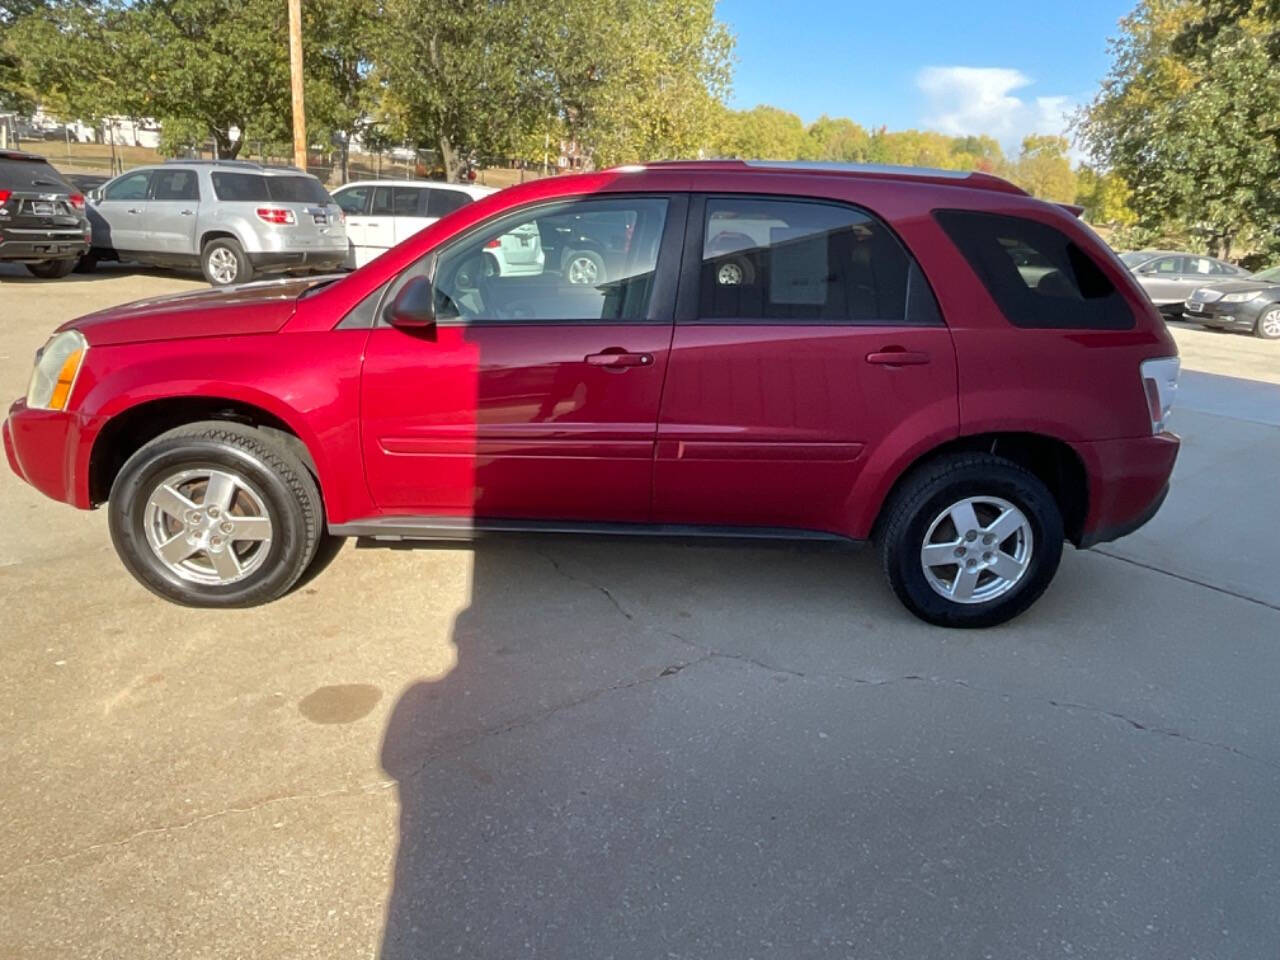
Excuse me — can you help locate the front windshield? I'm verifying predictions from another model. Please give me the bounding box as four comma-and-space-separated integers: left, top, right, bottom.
1119, 251, 1152, 266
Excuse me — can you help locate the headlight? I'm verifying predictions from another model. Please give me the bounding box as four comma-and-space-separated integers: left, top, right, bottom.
26, 330, 88, 411
1221, 291, 1261, 303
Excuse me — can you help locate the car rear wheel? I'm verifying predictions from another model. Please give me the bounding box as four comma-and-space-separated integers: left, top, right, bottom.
24, 259, 76, 279
201, 237, 253, 287
108, 421, 322, 607
877, 454, 1064, 628
1255, 305, 1280, 340
73, 253, 98, 274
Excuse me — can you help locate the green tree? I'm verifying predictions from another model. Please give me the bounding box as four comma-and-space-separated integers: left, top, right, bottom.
1077, 0, 1280, 257
1075, 165, 1137, 227
1010, 134, 1077, 201
805, 115, 871, 162
717, 105, 809, 159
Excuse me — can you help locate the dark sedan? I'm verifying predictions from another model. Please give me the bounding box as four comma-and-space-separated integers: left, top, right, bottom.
1183, 265, 1280, 340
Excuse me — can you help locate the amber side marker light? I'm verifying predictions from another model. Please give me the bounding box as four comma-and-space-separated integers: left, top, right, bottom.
25, 330, 88, 411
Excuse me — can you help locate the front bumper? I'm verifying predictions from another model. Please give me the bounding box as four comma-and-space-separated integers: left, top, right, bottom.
1076, 431, 1180, 548
4, 399, 93, 508
1183, 299, 1266, 333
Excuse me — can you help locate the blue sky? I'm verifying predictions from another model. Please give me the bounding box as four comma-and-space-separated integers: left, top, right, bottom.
719, 0, 1133, 151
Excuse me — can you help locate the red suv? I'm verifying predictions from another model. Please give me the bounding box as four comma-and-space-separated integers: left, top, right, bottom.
4, 161, 1180, 627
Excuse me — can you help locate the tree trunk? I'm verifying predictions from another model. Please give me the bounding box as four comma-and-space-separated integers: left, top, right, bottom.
439, 132, 462, 182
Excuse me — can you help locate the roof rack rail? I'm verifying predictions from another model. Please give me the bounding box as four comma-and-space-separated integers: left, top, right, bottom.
163, 157, 263, 169
630, 158, 1027, 196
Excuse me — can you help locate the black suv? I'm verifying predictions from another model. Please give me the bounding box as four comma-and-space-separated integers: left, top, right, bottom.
0, 150, 91, 279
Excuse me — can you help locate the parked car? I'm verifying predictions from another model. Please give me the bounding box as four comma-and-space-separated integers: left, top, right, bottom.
1183, 264, 1280, 339
81, 159, 347, 286
332, 180, 500, 269
1124, 249, 1249, 317
3, 160, 1181, 627
0, 149, 90, 278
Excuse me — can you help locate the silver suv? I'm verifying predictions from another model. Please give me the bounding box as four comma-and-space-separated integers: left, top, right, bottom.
81, 159, 347, 286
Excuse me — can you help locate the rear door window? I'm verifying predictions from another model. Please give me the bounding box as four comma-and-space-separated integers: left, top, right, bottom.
933, 210, 1134, 330
427, 188, 472, 218
371, 186, 394, 216
151, 169, 200, 201
694, 196, 938, 325
391, 187, 422, 216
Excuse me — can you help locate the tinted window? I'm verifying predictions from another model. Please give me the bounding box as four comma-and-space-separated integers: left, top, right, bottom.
334, 185, 370, 214
103, 171, 151, 201
151, 169, 199, 201
266, 175, 331, 204
391, 187, 421, 216
0, 157, 72, 192
371, 186, 394, 216
401, 196, 668, 323
427, 188, 472, 218
211, 172, 270, 202
698, 197, 923, 323
934, 210, 1133, 330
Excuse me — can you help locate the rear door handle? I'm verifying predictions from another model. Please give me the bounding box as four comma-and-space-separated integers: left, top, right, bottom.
180, 209, 194, 216
127, 208, 142, 215
866, 349, 930, 366
585, 349, 654, 369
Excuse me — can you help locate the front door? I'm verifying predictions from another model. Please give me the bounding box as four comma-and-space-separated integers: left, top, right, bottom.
146, 167, 201, 256
91, 169, 153, 253
360, 193, 685, 522
654, 194, 958, 536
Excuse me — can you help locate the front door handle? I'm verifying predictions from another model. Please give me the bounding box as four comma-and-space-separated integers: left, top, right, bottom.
585, 349, 654, 369
127, 208, 142, 215
866, 349, 930, 366
180, 209, 194, 216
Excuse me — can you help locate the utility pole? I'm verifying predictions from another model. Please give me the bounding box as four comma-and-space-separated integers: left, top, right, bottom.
287, 0, 307, 172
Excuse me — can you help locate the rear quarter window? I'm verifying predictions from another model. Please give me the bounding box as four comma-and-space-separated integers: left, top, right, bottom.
211, 172, 270, 202
934, 210, 1134, 330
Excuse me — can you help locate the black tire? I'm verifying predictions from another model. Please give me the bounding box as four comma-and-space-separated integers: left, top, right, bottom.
24, 258, 77, 279
876, 454, 1064, 628
201, 237, 253, 287
1254, 305, 1280, 340
107, 421, 323, 607
74, 253, 99, 274
562, 248, 607, 285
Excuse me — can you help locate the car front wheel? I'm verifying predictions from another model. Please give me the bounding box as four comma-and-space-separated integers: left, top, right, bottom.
877, 454, 1064, 628
108, 421, 322, 607
1255, 305, 1280, 340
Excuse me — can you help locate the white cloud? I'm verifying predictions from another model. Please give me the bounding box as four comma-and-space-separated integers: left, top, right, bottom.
917, 66, 1077, 153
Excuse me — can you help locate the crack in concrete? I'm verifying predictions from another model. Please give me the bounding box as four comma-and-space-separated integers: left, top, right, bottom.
1092, 548, 1280, 613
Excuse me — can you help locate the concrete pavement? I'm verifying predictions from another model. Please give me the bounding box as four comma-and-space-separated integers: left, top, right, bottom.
1, 266, 1278, 958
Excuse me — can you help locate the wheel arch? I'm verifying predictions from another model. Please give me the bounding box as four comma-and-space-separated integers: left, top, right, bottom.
868, 432, 1090, 547
88, 396, 322, 511
198, 229, 242, 252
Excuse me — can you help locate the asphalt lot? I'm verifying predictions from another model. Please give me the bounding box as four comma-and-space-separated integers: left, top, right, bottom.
2, 263, 1279, 959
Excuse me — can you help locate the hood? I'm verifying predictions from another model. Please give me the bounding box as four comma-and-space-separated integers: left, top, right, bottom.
1188, 276, 1279, 300
61, 275, 339, 347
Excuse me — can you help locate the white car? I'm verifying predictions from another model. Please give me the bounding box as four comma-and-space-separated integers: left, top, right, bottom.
330, 179, 543, 276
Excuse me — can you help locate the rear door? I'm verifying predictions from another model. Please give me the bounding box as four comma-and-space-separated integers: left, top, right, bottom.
333, 184, 374, 265
366, 186, 402, 257
653, 194, 958, 536
391, 185, 434, 244
146, 167, 201, 255
1135, 255, 1186, 304
92, 169, 153, 252
359, 193, 685, 521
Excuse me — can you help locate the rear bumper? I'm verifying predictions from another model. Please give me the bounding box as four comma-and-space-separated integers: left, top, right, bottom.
3, 399, 93, 508
0, 227, 90, 262
1076, 432, 1180, 548
249, 249, 348, 274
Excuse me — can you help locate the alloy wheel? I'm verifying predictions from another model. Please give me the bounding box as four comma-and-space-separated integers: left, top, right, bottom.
920, 495, 1034, 604
207, 247, 239, 285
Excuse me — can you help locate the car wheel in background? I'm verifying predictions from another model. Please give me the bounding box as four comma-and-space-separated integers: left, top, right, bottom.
108, 421, 323, 607
24, 259, 77, 279
877, 454, 1064, 628
201, 237, 253, 287
73, 253, 98, 274
563, 249, 606, 285
1255, 305, 1280, 340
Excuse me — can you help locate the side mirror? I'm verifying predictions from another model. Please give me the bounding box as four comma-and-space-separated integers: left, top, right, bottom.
87, 188, 101, 203
387, 275, 437, 330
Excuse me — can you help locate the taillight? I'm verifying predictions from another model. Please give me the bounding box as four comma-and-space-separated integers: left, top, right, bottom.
69, 193, 85, 211
484, 238, 501, 249
0, 189, 11, 205
1140, 357, 1180, 434
256, 206, 296, 225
